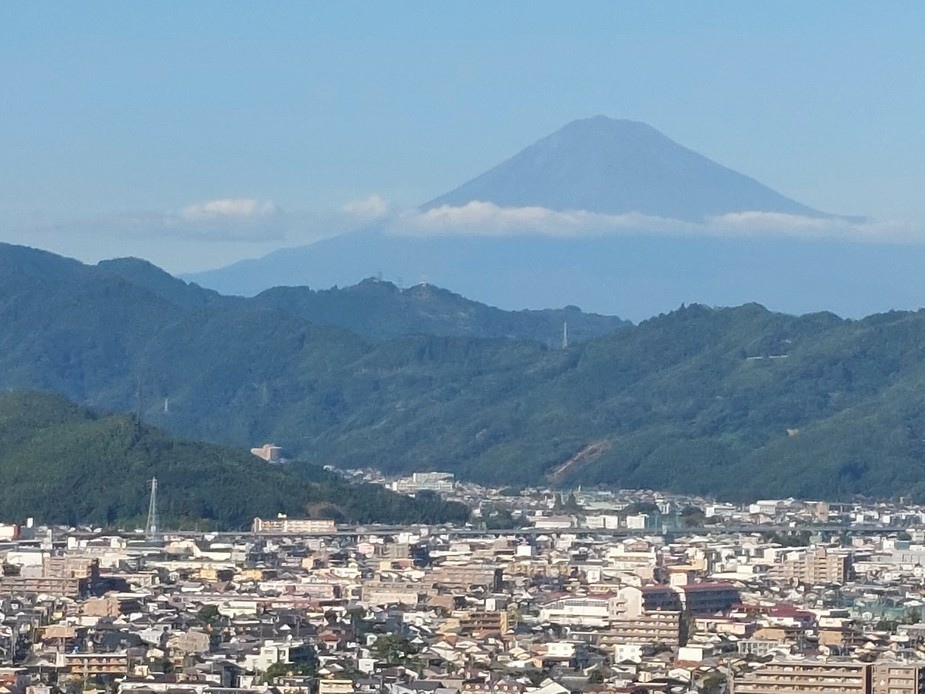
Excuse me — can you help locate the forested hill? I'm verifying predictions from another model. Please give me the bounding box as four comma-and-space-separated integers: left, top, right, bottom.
0, 391, 470, 528
95, 251, 627, 344
249, 280, 627, 344
5, 243, 925, 502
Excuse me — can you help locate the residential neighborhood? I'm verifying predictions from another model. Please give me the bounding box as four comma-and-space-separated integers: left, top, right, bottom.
3, 477, 925, 694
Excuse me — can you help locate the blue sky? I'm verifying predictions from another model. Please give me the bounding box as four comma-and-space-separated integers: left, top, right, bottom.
1, 2, 924, 272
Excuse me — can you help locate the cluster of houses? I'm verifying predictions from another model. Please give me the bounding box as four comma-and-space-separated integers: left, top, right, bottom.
3, 490, 925, 694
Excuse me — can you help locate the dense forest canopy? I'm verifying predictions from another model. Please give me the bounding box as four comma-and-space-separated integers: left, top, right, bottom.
0, 391, 470, 528
4, 243, 925, 502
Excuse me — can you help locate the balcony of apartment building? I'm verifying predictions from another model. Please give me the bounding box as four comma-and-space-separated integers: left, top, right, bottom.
60, 652, 131, 676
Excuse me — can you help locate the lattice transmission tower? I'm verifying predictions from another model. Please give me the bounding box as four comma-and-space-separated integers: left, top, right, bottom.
145, 477, 159, 541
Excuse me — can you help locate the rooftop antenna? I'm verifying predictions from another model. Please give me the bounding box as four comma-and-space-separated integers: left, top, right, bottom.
562, 321, 570, 350
145, 477, 160, 541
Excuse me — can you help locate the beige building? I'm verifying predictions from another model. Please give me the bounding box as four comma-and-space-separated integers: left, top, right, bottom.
1, 554, 99, 597
805, 548, 853, 584
0, 576, 83, 598
872, 663, 925, 694
457, 610, 509, 637
81, 595, 121, 618
607, 611, 684, 648
168, 629, 211, 655
251, 443, 283, 462
43, 555, 96, 580
428, 564, 501, 590
767, 548, 853, 585
318, 680, 355, 694
732, 659, 871, 694
362, 583, 422, 606
59, 652, 131, 677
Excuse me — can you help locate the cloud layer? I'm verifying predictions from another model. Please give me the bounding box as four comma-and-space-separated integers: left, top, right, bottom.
8, 194, 923, 279
180, 198, 278, 222
364, 200, 923, 244
343, 194, 390, 219
121, 198, 286, 243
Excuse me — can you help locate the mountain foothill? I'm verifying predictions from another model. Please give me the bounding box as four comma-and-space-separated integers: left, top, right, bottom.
3, 241, 925, 512
4, 116, 924, 524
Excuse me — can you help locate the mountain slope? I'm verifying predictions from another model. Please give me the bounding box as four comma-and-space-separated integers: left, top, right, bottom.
8, 244, 925, 502
424, 116, 826, 221
251, 278, 627, 344
71, 246, 625, 344
97, 257, 227, 310
0, 391, 470, 528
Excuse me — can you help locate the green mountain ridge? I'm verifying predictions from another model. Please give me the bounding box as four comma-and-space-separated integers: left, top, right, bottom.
4, 243, 925, 502
95, 253, 628, 344
251, 279, 626, 344
0, 391, 470, 528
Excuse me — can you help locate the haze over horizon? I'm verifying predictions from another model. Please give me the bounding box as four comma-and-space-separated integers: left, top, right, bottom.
3, 3, 925, 318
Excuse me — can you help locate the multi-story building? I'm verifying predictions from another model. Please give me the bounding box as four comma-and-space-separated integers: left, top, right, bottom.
42, 555, 96, 581
805, 548, 854, 585
457, 610, 509, 637
638, 585, 684, 613
377, 542, 411, 560
362, 583, 422, 606
59, 652, 131, 677
251, 517, 337, 534
737, 639, 790, 657
767, 548, 854, 586
1, 554, 100, 597
428, 564, 502, 591
539, 595, 622, 627
391, 472, 456, 495
677, 582, 740, 616
606, 611, 684, 648
732, 659, 871, 694
872, 662, 925, 694
0, 576, 84, 598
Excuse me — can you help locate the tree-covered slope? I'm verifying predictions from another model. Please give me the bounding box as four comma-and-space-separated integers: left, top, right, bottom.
251, 278, 627, 345
0, 391, 470, 528
248, 302, 925, 501
6, 244, 925, 502
93, 252, 625, 344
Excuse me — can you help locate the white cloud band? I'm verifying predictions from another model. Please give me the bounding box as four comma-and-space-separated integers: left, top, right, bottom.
362, 199, 922, 244
180, 198, 278, 222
